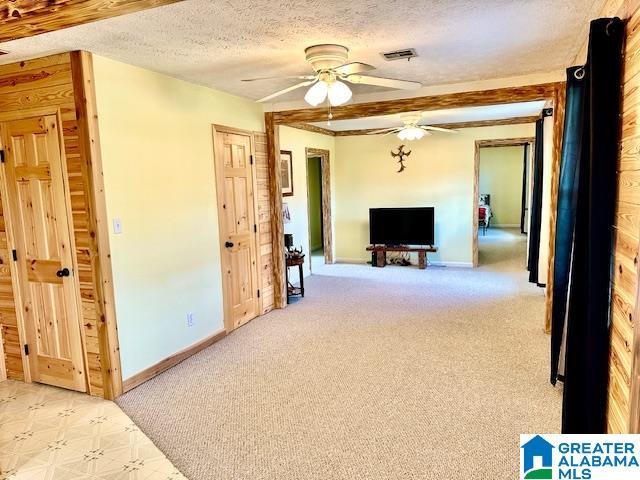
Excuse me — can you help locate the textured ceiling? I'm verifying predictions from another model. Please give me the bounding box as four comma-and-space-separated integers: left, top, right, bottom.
311, 101, 546, 131
0, 0, 603, 103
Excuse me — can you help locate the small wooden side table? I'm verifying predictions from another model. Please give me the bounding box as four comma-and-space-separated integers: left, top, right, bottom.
286, 254, 305, 303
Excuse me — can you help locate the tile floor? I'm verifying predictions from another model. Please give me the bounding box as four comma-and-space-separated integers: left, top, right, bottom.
0, 380, 186, 480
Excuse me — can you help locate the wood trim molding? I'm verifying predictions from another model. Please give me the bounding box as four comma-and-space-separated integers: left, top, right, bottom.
473, 137, 536, 267
0, 0, 185, 43
475, 137, 536, 148
122, 329, 226, 393
305, 148, 333, 264
265, 83, 558, 307
544, 83, 567, 334
289, 123, 336, 136
332, 116, 540, 137
271, 83, 560, 124
0, 328, 6, 381
631, 255, 640, 432
631, 258, 640, 432
265, 113, 286, 308
69, 51, 123, 399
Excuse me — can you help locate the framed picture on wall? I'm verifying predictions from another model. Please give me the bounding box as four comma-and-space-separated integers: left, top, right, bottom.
280, 150, 294, 197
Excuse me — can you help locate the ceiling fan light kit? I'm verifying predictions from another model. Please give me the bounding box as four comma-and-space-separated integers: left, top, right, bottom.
247, 44, 422, 106
365, 111, 458, 141
303, 77, 353, 107
398, 126, 428, 141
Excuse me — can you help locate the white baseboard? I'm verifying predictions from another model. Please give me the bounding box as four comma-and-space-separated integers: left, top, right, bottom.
335, 257, 368, 264
334, 258, 473, 268
429, 261, 473, 268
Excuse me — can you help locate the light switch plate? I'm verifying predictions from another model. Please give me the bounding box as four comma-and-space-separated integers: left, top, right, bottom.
113, 218, 122, 234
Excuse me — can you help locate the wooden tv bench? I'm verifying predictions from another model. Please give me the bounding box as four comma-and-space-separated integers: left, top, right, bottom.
366, 245, 438, 269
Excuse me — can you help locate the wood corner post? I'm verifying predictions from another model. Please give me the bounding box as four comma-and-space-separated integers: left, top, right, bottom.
70, 51, 123, 399
543, 81, 567, 334
265, 113, 287, 308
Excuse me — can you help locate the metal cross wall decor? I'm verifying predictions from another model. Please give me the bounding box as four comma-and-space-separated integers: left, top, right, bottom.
391, 144, 412, 173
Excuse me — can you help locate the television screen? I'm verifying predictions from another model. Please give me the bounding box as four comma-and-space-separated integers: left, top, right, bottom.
369, 207, 435, 246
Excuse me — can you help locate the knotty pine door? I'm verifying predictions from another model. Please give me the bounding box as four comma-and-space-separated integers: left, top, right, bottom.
0, 115, 86, 392
213, 127, 260, 331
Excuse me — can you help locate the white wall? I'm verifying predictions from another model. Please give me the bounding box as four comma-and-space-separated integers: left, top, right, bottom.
279, 126, 336, 277
92, 55, 264, 380
334, 124, 536, 266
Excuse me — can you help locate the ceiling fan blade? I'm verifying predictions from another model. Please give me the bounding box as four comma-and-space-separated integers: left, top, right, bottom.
334, 62, 376, 76
367, 127, 400, 135
257, 79, 317, 103
421, 125, 458, 133
346, 74, 422, 90
242, 75, 315, 82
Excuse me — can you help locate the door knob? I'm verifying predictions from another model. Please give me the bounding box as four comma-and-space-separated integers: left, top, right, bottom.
225, 241, 234, 248
56, 268, 70, 278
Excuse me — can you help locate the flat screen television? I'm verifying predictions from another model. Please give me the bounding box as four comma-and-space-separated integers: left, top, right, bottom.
369, 207, 435, 246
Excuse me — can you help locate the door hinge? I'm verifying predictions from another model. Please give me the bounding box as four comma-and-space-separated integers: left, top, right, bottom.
250, 154, 254, 165
254, 224, 257, 233
11, 249, 17, 261
24, 344, 29, 356
257, 289, 260, 298
0, 150, 4, 163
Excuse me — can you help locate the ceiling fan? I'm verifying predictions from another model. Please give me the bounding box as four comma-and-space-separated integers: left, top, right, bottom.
367, 112, 458, 140
242, 44, 422, 106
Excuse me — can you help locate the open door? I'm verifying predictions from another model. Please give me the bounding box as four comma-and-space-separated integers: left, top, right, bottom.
0, 115, 86, 392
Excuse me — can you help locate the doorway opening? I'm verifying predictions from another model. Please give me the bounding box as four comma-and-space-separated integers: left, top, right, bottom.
305, 148, 333, 273
473, 138, 534, 268
307, 155, 324, 272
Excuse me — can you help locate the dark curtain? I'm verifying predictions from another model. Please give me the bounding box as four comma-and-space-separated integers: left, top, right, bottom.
520, 144, 529, 234
562, 17, 624, 434
527, 119, 544, 283
550, 66, 585, 385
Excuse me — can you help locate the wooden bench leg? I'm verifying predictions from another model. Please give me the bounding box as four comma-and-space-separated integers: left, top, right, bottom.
418, 251, 426, 269
376, 250, 386, 267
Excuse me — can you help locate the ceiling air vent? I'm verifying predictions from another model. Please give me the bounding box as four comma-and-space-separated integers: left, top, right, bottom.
381, 48, 418, 61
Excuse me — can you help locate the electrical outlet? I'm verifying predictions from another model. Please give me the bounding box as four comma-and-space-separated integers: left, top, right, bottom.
186, 312, 195, 327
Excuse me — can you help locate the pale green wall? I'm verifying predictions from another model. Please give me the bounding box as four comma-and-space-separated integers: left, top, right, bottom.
308, 157, 323, 251
92, 55, 264, 380
479, 146, 524, 226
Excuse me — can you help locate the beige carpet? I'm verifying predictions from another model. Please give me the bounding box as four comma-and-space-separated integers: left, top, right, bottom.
118, 228, 562, 480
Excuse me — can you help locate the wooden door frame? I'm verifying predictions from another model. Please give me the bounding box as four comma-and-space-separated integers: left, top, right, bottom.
0, 110, 89, 390
305, 147, 333, 268
265, 82, 565, 314
211, 124, 262, 332
473, 137, 535, 267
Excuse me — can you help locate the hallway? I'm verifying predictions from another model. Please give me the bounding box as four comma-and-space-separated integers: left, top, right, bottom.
478, 227, 529, 269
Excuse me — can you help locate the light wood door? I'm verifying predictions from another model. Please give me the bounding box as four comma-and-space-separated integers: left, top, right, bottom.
213, 128, 260, 331
0, 115, 86, 392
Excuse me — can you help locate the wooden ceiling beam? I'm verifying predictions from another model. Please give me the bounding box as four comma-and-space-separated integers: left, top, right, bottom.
0, 0, 185, 43
330, 115, 540, 137
287, 123, 336, 136
272, 82, 561, 124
